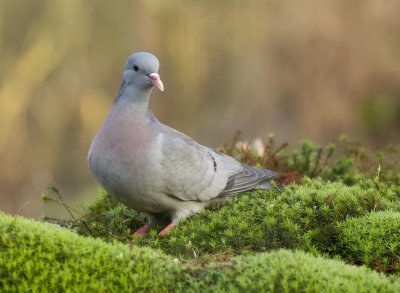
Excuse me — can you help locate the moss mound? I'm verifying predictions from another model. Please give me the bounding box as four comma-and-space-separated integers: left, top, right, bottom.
0, 212, 180, 292
1, 212, 399, 292
335, 211, 400, 274
188, 250, 400, 292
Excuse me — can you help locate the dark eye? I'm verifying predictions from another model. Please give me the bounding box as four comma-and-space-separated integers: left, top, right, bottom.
133, 65, 139, 72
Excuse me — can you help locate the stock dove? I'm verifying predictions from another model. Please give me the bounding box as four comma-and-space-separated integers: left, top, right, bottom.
88, 52, 278, 236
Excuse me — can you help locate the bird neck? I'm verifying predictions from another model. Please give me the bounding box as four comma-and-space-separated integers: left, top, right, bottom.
114, 80, 153, 115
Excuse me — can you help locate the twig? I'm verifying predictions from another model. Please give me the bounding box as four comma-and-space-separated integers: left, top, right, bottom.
47, 185, 92, 233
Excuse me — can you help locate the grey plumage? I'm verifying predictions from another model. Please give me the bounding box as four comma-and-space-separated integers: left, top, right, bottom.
88, 52, 278, 234
221, 164, 277, 195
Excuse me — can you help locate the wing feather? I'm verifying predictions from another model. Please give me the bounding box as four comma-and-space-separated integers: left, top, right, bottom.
159, 126, 241, 202
221, 164, 278, 195
158, 124, 278, 202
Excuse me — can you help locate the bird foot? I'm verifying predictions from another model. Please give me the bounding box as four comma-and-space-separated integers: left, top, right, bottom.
133, 224, 152, 237
158, 222, 177, 236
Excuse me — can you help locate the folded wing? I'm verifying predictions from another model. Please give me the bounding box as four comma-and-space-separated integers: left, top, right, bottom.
159, 125, 278, 202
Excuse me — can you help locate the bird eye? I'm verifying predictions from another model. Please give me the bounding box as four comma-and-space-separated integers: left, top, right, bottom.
133, 65, 139, 72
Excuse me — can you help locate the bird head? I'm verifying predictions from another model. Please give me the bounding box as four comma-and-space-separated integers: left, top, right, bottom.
123, 52, 164, 92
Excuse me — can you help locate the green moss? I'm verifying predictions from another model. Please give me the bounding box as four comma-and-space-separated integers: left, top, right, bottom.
1, 212, 399, 292
335, 211, 400, 274
186, 250, 400, 292
73, 179, 400, 259
0, 211, 180, 292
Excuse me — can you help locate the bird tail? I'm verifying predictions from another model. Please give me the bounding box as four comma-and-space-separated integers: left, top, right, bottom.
220, 164, 279, 196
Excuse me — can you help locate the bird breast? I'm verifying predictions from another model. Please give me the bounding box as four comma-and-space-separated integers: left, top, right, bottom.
88, 110, 162, 202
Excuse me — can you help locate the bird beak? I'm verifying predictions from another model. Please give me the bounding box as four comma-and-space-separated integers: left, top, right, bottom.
148, 73, 164, 91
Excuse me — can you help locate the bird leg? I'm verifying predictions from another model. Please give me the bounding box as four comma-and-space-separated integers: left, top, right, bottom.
133, 214, 160, 237
133, 223, 153, 237
158, 222, 177, 236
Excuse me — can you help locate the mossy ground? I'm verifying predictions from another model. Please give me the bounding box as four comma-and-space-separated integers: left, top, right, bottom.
71, 179, 399, 260
2, 137, 400, 291
1, 212, 399, 292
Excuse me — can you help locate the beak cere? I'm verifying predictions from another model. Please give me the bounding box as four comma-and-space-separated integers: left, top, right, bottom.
148, 73, 164, 91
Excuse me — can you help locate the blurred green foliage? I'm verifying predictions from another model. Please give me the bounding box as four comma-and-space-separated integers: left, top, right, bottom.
220, 134, 399, 186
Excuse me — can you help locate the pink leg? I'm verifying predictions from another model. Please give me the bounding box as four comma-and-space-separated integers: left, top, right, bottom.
133, 223, 152, 237
158, 222, 177, 236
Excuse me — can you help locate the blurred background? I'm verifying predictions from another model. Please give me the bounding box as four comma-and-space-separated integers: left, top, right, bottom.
1, 0, 400, 218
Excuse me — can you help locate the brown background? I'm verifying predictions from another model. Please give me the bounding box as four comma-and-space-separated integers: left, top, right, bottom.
1, 0, 399, 218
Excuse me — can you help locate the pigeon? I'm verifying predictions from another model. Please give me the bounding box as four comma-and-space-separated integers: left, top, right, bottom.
88, 52, 278, 236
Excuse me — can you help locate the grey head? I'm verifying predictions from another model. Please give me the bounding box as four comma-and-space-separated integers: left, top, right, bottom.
120, 52, 164, 93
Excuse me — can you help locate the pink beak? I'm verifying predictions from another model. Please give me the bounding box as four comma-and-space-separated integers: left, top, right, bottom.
148, 73, 164, 91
